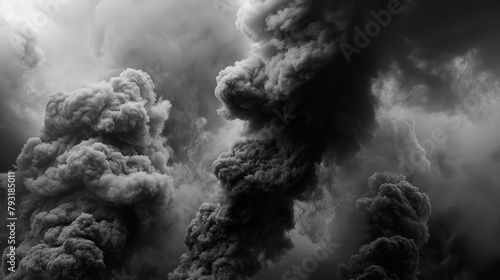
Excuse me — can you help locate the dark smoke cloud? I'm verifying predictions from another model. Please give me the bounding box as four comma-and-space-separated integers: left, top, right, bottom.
356, 173, 431, 246
334, 172, 430, 280
170, 198, 294, 280
169, 0, 399, 277
169, 140, 308, 279
1, 69, 174, 279
214, 139, 314, 195
338, 235, 419, 280
19, 238, 105, 280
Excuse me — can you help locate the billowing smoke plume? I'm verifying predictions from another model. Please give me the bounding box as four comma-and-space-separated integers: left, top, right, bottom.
168, 0, 407, 278
1, 69, 174, 279
337, 172, 431, 280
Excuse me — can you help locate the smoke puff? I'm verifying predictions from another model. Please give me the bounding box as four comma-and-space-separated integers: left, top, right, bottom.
213, 139, 313, 195
18, 238, 105, 280
170, 194, 297, 279
43, 68, 170, 147
366, 172, 406, 193
32, 205, 128, 254
338, 235, 419, 280
215, 0, 337, 122
2, 69, 174, 279
355, 265, 390, 280
169, 203, 263, 279
356, 174, 432, 246
332, 173, 430, 280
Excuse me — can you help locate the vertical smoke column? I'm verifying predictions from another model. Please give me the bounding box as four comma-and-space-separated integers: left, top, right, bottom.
1, 69, 174, 279
167, 0, 407, 278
